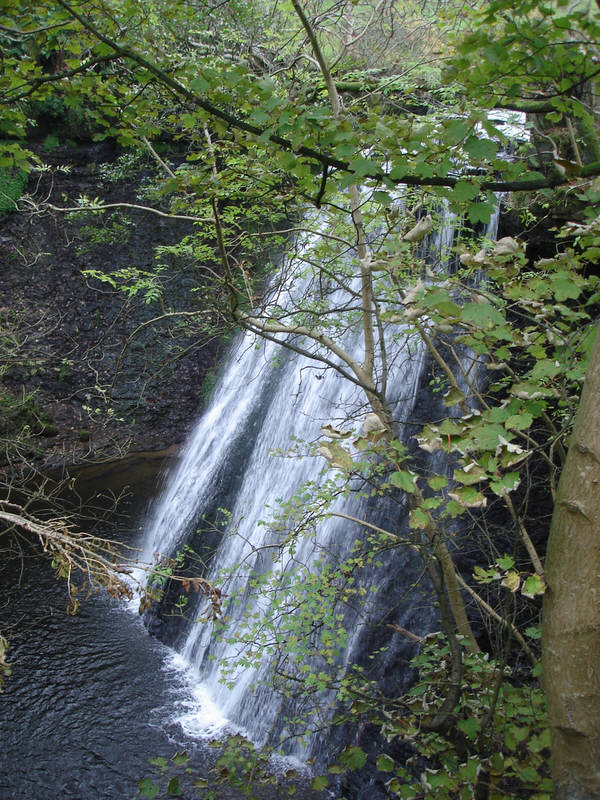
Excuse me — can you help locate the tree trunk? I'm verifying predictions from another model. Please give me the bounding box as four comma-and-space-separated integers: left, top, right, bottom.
543, 326, 600, 800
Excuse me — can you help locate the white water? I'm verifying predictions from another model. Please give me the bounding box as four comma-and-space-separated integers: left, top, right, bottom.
137, 206, 495, 754
137, 311, 300, 570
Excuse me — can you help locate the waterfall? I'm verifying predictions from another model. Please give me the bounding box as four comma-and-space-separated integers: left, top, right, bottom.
137, 206, 496, 759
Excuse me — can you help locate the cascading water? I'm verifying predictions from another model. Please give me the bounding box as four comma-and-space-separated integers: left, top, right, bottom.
137, 204, 501, 761
175, 322, 429, 750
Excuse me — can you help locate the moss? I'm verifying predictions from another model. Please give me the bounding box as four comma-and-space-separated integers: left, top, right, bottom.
0, 166, 27, 214
201, 369, 218, 400
42, 133, 60, 152
0, 391, 53, 437
578, 108, 600, 163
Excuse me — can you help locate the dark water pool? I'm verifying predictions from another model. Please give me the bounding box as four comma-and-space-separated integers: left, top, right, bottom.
0, 546, 196, 798
0, 546, 307, 800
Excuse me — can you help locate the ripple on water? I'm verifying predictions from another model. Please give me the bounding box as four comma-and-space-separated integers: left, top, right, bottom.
0, 552, 312, 800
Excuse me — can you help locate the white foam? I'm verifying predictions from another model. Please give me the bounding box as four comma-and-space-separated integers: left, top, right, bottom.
160, 651, 234, 738
152, 650, 310, 778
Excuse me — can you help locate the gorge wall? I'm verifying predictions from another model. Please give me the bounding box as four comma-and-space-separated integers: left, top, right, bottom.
0, 139, 222, 472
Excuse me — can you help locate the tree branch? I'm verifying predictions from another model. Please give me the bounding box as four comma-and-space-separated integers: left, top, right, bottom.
454, 572, 537, 666
51, 0, 600, 196
237, 311, 376, 391
35, 201, 208, 223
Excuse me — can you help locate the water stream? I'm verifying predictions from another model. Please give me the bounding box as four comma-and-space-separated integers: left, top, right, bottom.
135, 215, 467, 759
0, 205, 503, 797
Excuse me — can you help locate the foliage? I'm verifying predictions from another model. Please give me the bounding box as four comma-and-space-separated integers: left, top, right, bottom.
0, 306, 60, 455
1, 0, 600, 796
0, 164, 27, 213
138, 738, 306, 800
0, 390, 52, 439
75, 210, 135, 256
447, 0, 600, 114
322, 633, 552, 800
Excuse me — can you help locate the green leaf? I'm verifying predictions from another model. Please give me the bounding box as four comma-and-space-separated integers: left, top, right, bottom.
389, 162, 408, 180
312, 775, 329, 791
376, 754, 395, 772
457, 717, 480, 740
489, 752, 504, 775
452, 179, 480, 203
390, 470, 417, 493
409, 507, 429, 529
550, 271, 581, 301
167, 776, 182, 796
529, 359, 561, 381
461, 301, 505, 328
340, 746, 367, 770
467, 201, 495, 225
524, 625, 542, 639
454, 463, 487, 485
444, 119, 470, 143
421, 286, 460, 316
488, 405, 510, 423
249, 108, 271, 125
447, 486, 487, 508
349, 157, 379, 177
475, 423, 510, 451
458, 757, 480, 782
428, 475, 448, 490
506, 724, 530, 750
516, 764, 540, 784
189, 76, 210, 93
443, 386, 467, 407
148, 756, 168, 772
278, 151, 298, 170
522, 574, 546, 597
505, 412, 533, 431
427, 770, 454, 789
497, 555, 515, 571
257, 76, 275, 93
474, 565, 497, 584
446, 498, 467, 517
490, 471, 521, 497
373, 190, 392, 206
138, 778, 159, 799
511, 381, 556, 400
423, 496, 443, 510
465, 135, 498, 161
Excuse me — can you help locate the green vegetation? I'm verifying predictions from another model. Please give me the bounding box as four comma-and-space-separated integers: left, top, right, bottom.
0, 165, 26, 214
1, 1, 600, 798
0, 390, 57, 439
332, 634, 552, 799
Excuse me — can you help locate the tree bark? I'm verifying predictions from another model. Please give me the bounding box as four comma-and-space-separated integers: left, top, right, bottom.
543, 326, 600, 800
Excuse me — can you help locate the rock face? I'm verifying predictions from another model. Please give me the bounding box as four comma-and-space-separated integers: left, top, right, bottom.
0, 141, 222, 467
